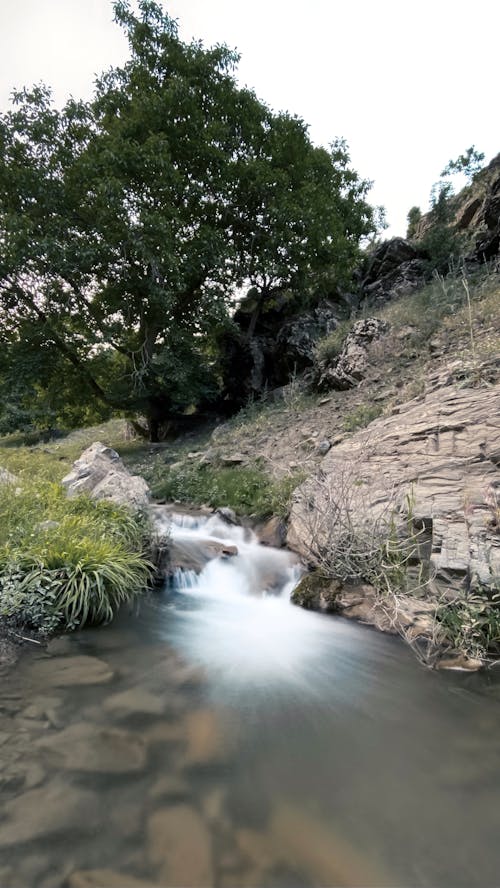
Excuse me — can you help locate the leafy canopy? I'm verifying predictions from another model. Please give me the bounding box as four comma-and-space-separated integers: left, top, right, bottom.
0, 0, 378, 438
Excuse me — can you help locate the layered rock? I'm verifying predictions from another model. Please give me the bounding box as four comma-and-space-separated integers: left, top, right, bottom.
62, 441, 150, 510
359, 237, 428, 303
288, 369, 500, 607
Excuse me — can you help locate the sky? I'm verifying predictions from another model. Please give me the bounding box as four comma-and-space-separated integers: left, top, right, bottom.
0, 0, 498, 236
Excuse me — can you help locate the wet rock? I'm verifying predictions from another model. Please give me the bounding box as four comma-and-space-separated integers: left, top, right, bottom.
149, 775, 190, 801
37, 723, 147, 773
0, 780, 98, 846
33, 655, 114, 686
291, 572, 341, 613
216, 506, 239, 525
147, 804, 213, 886
62, 441, 150, 510
255, 515, 287, 548
103, 688, 165, 718
68, 870, 156, 888
181, 708, 224, 767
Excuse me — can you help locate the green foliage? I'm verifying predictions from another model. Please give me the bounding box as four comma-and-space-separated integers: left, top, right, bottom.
0, 1, 379, 439
437, 593, 500, 661
315, 320, 353, 365
151, 460, 304, 519
0, 481, 152, 632
406, 206, 422, 240
440, 145, 485, 183
343, 404, 383, 432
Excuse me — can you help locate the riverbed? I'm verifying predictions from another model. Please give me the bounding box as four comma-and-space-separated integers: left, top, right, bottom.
1, 512, 500, 887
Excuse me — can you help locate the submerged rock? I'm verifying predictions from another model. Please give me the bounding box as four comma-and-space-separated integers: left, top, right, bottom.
147, 804, 213, 887
68, 871, 157, 888
33, 655, 114, 686
36, 723, 147, 773
0, 781, 98, 847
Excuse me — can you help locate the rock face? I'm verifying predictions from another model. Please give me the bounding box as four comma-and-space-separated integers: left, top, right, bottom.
359, 237, 428, 303
289, 371, 500, 602
62, 442, 150, 510
316, 318, 390, 391
219, 298, 342, 406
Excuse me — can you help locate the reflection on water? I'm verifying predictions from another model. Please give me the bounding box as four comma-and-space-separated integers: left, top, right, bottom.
1, 511, 500, 886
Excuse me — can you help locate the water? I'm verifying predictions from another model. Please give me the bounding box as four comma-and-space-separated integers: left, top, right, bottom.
1, 510, 500, 886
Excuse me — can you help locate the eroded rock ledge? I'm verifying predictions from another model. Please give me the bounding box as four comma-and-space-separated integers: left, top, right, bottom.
288, 368, 500, 666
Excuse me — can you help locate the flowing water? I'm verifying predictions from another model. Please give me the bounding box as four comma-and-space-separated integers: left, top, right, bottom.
1, 510, 500, 887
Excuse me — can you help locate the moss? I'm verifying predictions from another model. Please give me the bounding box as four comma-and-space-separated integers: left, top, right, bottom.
291, 572, 341, 612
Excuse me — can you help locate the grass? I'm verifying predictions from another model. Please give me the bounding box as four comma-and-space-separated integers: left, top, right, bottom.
149, 460, 305, 519
0, 474, 153, 634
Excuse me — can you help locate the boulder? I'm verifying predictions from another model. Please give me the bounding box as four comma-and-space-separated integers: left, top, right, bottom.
62, 441, 150, 510
36, 722, 147, 773
147, 804, 213, 887
360, 238, 427, 303
316, 318, 390, 391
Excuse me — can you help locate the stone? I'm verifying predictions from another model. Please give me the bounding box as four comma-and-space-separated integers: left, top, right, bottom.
359, 237, 427, 303
255, 515, 287, 548
291, 572, 341, 613
149, 775, 190, 801
318, 439, 331, 455
33, 655, 114, 686
220, 453, 246, 466
0, 780, 98, 847
62, 441, 150, 510
103, 688, 165, 717
68, 870, 156, 888
36, 723, 147, 773
181, 708, 224, 767
315, 318, 390, 391
215, 506, 239, 525
147, 804, 213, 887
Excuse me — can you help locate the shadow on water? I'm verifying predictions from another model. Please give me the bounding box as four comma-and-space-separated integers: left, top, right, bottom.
1, 510, 500, 886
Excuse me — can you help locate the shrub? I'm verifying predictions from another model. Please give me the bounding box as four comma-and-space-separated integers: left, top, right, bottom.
0, 481, 152, 633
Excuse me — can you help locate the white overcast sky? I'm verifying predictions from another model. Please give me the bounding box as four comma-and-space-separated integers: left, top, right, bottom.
0, 0, 498, 236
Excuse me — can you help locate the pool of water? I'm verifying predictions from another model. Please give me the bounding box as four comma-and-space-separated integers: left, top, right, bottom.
1, 513, 500, 887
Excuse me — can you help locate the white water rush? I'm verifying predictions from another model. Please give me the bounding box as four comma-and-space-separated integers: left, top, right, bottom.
154, 510, 360, 694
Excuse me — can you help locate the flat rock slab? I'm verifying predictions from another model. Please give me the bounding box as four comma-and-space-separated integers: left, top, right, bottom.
33, 655, 114, 686
68, 870, 157, 888
148, 804, 213, 887
103, 687, 166, 717
36, 722, 147, 773
0, 781, 98, 847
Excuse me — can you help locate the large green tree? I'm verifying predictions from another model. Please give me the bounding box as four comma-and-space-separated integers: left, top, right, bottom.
0, 0, 378, 440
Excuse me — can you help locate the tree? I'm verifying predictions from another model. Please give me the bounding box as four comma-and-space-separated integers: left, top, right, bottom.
440, 145, 485, 183
0, 0, 378, 440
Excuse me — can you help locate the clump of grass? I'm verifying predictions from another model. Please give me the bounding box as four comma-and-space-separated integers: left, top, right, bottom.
151, 460, 304, 520
343, 404, 383, 432
437, 592, 500, 661
315, 319, 353, 365
0, 480, 152, 634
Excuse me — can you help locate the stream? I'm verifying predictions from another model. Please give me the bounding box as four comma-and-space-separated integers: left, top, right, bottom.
1, 510, 500, 887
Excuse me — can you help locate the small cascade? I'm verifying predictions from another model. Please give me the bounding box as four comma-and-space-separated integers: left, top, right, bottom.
161, 509, 302, 600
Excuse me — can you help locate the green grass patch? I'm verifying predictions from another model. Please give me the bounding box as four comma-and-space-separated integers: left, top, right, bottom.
0, 480, 153, 634
151, 460, 305, 520
343, 404, 383, 432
